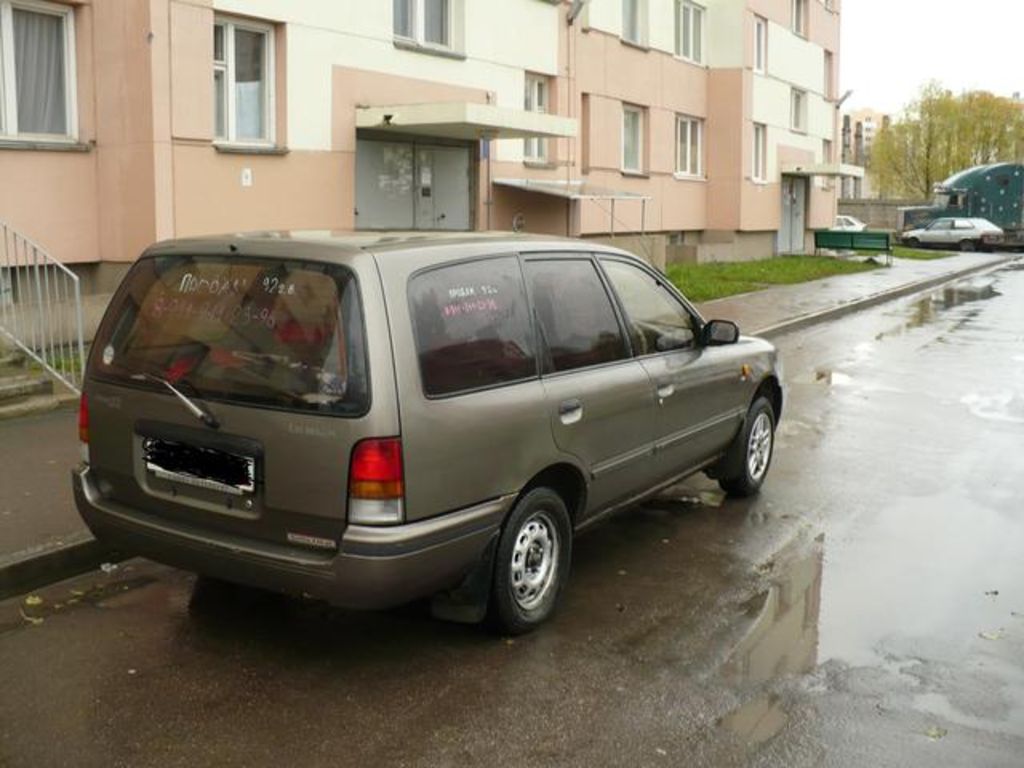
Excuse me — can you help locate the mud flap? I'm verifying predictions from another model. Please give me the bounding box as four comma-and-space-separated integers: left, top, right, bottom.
430, 532, 499, 624
705, 412, 749, 481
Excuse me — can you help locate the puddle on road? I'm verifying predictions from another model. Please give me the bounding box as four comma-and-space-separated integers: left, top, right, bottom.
715, 538, 823, 746
960, 390, 1024, 424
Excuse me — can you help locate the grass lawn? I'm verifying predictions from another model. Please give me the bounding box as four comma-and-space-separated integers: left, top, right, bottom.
666, 255, 880, 303
890, 245, 954, 260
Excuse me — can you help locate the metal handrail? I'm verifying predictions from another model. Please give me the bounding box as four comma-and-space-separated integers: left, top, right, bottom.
0, 221, 86, 394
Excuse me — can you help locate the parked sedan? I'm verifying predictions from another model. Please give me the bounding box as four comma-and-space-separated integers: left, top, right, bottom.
902, 218, 1003, 251
832, 215, 867, 232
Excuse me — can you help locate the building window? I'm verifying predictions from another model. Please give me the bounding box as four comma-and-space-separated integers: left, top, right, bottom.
214, 17, 274, 145
791, 0, 807, 36
753, 123, 767, 181
622, 104, 643, 173
791, 88, 806, 132
524, 73, 549, 162
674, 1, 704, 63
675, 115, 703, 177
0, 1, 77, 139
394, 0, 450, 48
753, 15, 767, 74
823, 138, 833, 163
622, 0, 644, 45
824, 50, 834, 99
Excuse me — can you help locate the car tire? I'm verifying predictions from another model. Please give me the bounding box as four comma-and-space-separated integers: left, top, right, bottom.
905, 237, 920, 248
959, 239, 977, 252
718, 397, 776, 498
488, 487, 572, 635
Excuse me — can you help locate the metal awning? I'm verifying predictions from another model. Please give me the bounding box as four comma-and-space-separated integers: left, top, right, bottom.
356, 102, 577, 140
493, 178, 651, 201
493, 179, 651, 236
781, 162, 865, 179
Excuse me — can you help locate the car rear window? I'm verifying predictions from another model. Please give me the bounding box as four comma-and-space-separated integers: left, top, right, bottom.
91, 255, 368, 415
408, 256, 536, 397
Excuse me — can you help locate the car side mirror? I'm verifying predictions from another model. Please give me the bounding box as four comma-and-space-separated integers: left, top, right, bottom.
701, 319, 739, 346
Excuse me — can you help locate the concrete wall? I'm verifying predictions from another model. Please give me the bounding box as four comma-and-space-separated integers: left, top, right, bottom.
839, 199, 925, 231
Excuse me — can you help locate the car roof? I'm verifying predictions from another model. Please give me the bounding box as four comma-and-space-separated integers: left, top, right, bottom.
141, 230, 641, 266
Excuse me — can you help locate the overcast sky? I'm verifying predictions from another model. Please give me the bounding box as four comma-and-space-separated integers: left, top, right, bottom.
840, 0, 1024, 115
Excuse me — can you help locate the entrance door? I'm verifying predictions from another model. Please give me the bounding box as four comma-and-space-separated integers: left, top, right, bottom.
415, 146, 471, 231
355, 138, 471, 231
779, 176, 807, 253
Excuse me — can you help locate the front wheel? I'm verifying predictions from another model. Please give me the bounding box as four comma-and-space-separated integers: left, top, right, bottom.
959, 239, 977, 252
489, 487, 572, 635
718, 397, 776, 498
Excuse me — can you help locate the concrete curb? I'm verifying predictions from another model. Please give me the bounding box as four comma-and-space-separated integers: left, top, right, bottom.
0, 254, 1016, 599
752, 256, 1016, 338
0, 529, 120, 601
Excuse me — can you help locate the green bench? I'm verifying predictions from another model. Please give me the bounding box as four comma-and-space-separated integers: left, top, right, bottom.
813, 230, 892, 266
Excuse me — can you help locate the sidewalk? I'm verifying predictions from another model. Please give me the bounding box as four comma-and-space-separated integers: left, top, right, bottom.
0, 251, 1015, 599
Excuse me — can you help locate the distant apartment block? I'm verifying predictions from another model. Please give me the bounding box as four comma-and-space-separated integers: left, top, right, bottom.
841, 107, 888, 198
0, 0, 861, 296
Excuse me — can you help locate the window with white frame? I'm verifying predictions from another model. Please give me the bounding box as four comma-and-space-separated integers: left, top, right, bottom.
622, 0, 644, 45
675, 1, 704, 63
791, 88, 807, 132
675, 115, 703, 177
824, 50, 834, 99
394, 0, 450, 48
791, 0, 807, 36
523, 74, 549, 162
753, 123, 767, 181
622, 104, 643, 173
0, 0, 77, 139
753, 15, 767, 74
214, 17, 274, 145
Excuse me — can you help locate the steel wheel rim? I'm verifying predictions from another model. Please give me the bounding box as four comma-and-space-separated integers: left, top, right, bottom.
509, 511, 559, 611
747, 412, 773, 482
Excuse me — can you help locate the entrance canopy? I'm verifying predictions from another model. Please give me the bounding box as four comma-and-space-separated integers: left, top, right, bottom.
493, 178, 650, 201
494, 178, 652, 236
781, 162, 865, 179
356, 102, 577, 141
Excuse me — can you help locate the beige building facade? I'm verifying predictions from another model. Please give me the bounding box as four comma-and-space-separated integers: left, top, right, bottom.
0, 0, 855, 294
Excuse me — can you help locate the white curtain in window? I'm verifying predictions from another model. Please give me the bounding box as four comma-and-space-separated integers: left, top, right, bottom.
234, 28, 265, 140
424, 0, 448, 45
393, 0, 413, 37
623, 110, 640, 170
13, 9, 67, 135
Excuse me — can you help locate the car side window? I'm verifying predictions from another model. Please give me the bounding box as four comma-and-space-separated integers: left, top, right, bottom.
954, 219, 972, 230
600, 259, 697, 355
408, 256, 536, 397
523, 258, 628, 374
928, 219, 951, 231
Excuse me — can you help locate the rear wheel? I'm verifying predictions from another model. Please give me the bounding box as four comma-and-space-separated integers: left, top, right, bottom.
718, 397, 776, 498
489, 487, 571, 635
905, 237, 920, 248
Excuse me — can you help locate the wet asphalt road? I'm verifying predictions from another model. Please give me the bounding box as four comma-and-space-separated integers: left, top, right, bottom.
2, 262, 1024, 767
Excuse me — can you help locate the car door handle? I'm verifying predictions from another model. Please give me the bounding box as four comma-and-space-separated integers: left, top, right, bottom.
657, 383, 675, 400
558, 398, 583, 425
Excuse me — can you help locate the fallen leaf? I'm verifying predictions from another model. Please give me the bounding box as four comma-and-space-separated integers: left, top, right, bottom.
18, 609, 43, 626
655, 748, 667, 756
23, 595, 43, 607
925, 726, 947, 740
70, 589, 85, 597
127, 669, 137, 676
100, 562, 118, 574
617, 569, 628, 576
699, 490, 726, 508
979, 630, 1005, 641
984, 590, 999, 597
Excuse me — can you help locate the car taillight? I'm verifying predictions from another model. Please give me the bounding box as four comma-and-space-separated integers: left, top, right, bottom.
78, 393, 90, 464
348, 438, 404, 525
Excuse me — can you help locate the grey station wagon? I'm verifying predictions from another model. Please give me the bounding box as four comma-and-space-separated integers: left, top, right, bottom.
73, 232, 782, 633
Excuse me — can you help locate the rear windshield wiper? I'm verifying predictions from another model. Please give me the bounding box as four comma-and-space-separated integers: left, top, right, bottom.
130, 372, 221, 430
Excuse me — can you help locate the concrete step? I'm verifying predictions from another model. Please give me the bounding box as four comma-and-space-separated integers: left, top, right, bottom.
0, 391, 77, 422
0, 373, 53, 404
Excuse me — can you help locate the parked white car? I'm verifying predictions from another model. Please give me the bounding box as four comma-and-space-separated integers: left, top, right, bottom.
831, 215, 867, 232
902, 218, 1003, 251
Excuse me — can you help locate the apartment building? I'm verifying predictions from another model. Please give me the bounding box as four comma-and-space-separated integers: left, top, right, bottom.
0, 0, 859, 303
841, 107, 888, 198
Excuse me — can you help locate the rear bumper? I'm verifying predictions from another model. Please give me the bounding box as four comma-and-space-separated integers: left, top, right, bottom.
73, 466, 511, 609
